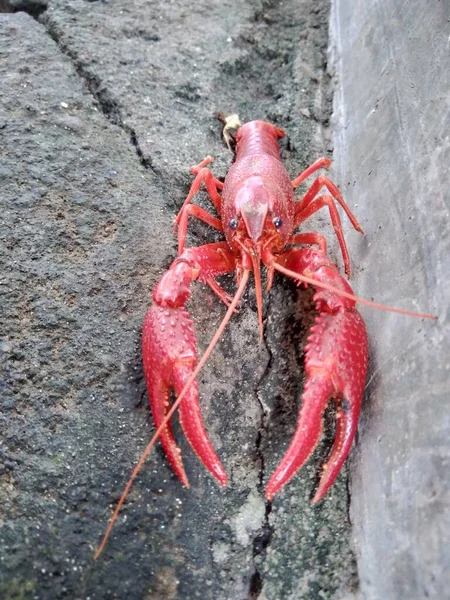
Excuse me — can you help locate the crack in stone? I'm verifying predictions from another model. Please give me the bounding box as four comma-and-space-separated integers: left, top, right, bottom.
248, 320, 275, 600
0, 0, 47, 18
8, 0, 157, 174
43, 22, 157, 173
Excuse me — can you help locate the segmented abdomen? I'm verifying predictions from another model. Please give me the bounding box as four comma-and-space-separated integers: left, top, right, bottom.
235, 120, 285, 160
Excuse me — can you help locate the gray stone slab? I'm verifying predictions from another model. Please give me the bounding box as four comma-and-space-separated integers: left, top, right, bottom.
1, 2, 360, 598
330, 1, 450, 598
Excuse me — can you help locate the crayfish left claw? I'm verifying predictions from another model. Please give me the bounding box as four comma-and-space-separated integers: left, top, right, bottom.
265, 307, 368, 502
265, 372, 334, 501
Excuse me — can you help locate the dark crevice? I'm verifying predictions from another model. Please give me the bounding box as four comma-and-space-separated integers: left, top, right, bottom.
43, 23, 157, 173
247, 323, 275, 600
73, 68, 156, 171
248, 570, 263, 599
0, 0, 47, 18
129, 129, 156, 171
6, 0, 156, 174
345, 464, 353, 525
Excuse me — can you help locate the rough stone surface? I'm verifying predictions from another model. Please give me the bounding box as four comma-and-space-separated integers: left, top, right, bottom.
1, 2, 359, 599
330, 1, 450, 599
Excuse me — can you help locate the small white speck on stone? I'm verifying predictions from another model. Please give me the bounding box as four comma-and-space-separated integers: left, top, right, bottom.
230, 491, 265, 546
60, 102, 68, 109
211, 541, 230, 564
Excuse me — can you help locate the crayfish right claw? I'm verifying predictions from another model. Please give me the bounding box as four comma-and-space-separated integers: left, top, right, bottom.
265, 372, 334, 501
142, 303, 227, 487
173, 361, 228, 485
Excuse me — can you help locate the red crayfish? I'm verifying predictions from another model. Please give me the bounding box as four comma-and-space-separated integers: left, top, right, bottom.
95, 118, 435, 558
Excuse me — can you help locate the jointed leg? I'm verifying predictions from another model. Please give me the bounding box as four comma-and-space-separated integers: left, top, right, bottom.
177, 204, 223, 254
291, 157, 331, 189
290, 232, 327, 254
295, 195, 351, 277
295, 175, 363, 234
206, 278, 235, 307
191, 156, 224, 189
174, 157, 223, 229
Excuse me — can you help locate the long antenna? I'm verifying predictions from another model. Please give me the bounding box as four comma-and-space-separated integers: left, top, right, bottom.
273, 262, 436, 319
94, 269, 251, 560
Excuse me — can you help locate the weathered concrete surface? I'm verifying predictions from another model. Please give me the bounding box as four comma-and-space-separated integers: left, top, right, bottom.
1, 2, 358, 599
330, 1, 450, 598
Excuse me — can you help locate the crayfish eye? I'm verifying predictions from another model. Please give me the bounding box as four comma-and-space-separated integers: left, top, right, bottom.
273, 216, 282, 229
229, 217, 239, 229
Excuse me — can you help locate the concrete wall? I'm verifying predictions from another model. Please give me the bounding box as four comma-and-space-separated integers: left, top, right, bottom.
330, 1, 450, 598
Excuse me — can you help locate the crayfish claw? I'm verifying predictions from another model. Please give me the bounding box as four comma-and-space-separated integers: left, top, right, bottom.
142, 303, 227, 487
265, 306, 368, 501
312, 394, 360, 503
173, 363, 228, 485
265, 373, 334, 501
145, 374, 190, 487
